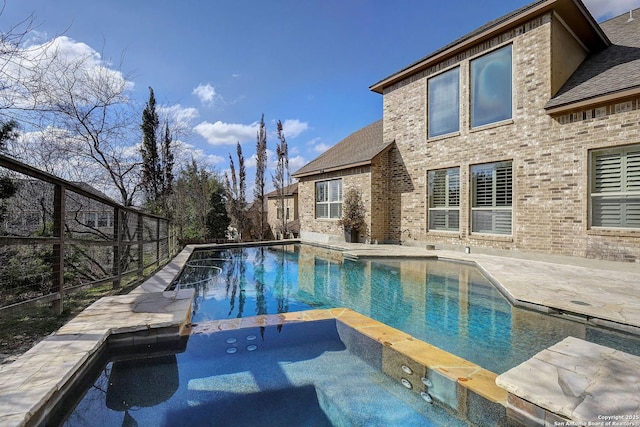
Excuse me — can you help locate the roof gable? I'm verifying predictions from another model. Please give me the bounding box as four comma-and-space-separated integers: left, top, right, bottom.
546, 8, 640, 111
292, 119, 390, 177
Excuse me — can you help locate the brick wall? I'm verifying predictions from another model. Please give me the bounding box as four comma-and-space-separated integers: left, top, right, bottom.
381, 12, 640, 261
298, 167, 373, 243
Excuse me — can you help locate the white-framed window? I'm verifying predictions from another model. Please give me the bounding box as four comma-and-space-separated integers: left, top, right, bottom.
471, 45, 513, 128
471, 161, 512, 235
315, 179, 342, 219
428, 67, 460, 138
428, 167, 460, 231
84, 212, 96, 227
591, 145, 640, 228
97, 212, 112, 228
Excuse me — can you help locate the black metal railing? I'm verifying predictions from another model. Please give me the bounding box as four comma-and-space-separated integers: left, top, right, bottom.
0, 154, 179, 314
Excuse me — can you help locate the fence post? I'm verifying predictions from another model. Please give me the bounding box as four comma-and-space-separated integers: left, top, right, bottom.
137, 213, 144, 277
112, 207, 121, 288
156, 218, 161, 266
51, 184, 65, 315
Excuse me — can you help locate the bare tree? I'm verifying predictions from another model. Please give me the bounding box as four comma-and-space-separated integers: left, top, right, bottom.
224, 142, 247, 240
4, 36, 141, 206
0, 5, 60, 114
272, 120, 290, 238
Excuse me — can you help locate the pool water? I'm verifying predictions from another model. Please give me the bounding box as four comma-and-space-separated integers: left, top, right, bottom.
61, 320, 471, 427
173, 244, 640, 374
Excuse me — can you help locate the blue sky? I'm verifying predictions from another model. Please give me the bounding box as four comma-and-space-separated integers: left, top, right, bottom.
2, 0, 640, 194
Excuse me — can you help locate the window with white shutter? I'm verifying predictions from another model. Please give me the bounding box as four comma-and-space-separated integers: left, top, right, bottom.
591, 146, 640, 228
471, 161, 512, 234
428, 167, 460, 231
315, 179, 342, 219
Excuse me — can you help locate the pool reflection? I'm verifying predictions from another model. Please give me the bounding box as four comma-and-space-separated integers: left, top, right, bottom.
172, 244, 640, 374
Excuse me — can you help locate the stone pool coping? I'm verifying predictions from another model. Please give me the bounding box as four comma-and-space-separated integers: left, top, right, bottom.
0, 247, 196, 427
496, 336, 640, 425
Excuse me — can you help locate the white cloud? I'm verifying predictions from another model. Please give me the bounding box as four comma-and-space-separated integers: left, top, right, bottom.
4, 36, 133, 110
246, 148, 275, 168
193, 120, 259, 145
584, 0, 640, 20
281, 119, 309, 139
288, 155, 307, 172
172, 139, 225, 168
192, 83, 218, 105
313, 142, 333, 153
159, 104, 199, 125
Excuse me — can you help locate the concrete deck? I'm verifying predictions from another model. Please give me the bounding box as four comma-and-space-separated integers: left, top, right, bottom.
1, 240, 640, 426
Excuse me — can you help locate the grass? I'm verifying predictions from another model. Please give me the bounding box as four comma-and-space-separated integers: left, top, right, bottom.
0, 277, 145, 364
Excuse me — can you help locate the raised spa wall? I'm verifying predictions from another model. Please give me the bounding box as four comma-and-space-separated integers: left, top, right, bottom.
195, 307, 511, 426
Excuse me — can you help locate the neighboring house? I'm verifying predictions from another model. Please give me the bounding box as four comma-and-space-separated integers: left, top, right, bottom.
266, 182, 300, 238
2, 179, 117, 238
294, 0, 640, 262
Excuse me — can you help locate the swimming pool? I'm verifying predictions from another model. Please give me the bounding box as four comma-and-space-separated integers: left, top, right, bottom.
172, 244, 640, 374
60, 319, 477, 427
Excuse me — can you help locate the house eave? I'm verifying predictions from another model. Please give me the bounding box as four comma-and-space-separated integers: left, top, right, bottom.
545, 86, 640, 114
292, 160, 373, 179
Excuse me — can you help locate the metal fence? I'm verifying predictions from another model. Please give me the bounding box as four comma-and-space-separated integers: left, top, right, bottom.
0, 154, 179, 315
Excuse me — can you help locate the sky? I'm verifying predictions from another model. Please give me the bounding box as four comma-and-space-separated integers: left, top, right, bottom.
2, 0, 640, 196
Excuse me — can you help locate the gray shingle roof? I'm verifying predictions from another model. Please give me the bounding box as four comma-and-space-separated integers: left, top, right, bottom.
546, 8, 640, 110
266, 182, 298, 198
292, 119, 390, 177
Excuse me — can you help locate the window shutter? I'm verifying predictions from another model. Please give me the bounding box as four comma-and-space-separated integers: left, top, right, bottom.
495, 164, 512, 206
330, 203, 342, 219
625, 197, 640, 228
316, 182, 327, 202
594, 152, 622, 193
473, 170, 493, 207
626, 148, 640, 191
329, 180, 342, 202
316, 204, 328, 219
448, 171, 460, 206
430, 170, 447, 207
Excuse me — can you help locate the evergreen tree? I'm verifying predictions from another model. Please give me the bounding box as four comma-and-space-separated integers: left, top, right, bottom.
140, 87, 173, 216
206, 180, 230, 238
140, 87, 160, 201
254, 114, 267, 240
160, 121, 174, 215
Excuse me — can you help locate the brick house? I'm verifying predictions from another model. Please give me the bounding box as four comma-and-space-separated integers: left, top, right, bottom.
266, 182, 300, 238
294, 0, 640, 261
